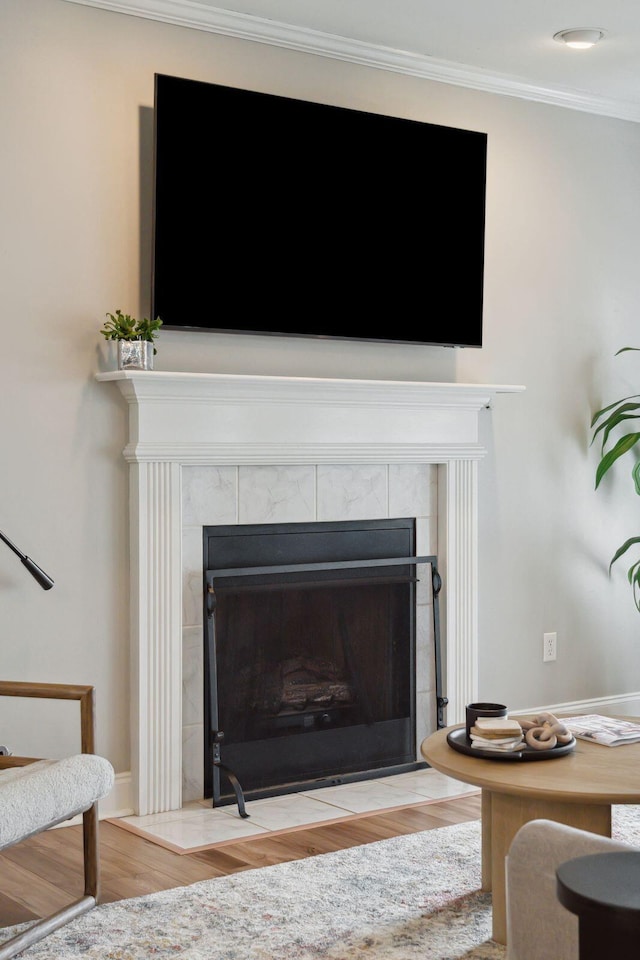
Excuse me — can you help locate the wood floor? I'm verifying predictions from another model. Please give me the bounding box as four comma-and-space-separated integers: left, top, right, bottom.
0, 794, 480, 929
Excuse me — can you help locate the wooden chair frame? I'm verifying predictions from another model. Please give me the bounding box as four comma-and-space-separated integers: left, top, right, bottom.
0, 681, 102, 960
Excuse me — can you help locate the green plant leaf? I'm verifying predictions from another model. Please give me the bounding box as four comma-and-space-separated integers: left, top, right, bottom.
609, 536, 640, 572
628, 558, 640, 583
591, 394, 640, 427
100, 310, 162, 344
595, 433, 640, 488
591, 404, 640, 450
592, 348, 640, 612
629, 563, 640, 611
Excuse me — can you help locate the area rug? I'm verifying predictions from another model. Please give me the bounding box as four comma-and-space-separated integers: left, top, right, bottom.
2, 806, 639, 960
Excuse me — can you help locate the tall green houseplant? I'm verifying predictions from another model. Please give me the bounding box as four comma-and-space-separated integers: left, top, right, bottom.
591, 347, 640, 610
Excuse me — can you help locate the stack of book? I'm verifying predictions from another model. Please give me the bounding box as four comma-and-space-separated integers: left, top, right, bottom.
469, 716, 525, 752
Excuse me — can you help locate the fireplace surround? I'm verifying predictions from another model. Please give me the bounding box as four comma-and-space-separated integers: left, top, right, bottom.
97, 370, 523, 816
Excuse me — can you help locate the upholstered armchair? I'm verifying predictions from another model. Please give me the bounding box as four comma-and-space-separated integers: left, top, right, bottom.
505, 818, 633, 960
0, 681, 114, 960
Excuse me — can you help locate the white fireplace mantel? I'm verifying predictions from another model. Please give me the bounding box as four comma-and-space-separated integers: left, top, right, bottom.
97, 370, 524, 814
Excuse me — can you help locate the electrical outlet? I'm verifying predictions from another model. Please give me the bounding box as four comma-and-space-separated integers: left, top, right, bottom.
543, 632, 557, 662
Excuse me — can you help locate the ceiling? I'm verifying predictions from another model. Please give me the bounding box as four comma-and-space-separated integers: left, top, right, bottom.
65, 0, 640, 121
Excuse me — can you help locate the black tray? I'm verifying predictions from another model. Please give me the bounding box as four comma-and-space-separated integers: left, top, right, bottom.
447, 726, 576, 761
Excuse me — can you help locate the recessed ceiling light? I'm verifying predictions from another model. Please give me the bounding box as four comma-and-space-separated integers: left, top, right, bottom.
553, 29, 605, 49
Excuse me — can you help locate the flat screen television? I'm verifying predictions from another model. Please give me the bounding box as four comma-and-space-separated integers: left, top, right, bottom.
151, 73, 487, 347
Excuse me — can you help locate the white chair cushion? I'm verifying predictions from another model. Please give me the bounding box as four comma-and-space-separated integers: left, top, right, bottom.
0, 754, 114, 850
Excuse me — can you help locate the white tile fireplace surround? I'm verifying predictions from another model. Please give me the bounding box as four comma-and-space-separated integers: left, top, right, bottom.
97, 370, 523, 816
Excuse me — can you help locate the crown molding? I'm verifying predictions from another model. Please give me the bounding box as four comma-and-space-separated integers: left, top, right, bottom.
62, 0, 640, 122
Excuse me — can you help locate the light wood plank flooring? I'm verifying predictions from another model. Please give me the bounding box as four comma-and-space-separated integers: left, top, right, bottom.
0, 794, 480, 928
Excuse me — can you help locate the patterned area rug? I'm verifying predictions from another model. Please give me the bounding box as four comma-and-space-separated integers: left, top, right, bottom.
2, 807, 640, 959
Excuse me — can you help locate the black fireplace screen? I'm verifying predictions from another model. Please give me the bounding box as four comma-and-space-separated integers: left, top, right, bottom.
203, 519, 444, 806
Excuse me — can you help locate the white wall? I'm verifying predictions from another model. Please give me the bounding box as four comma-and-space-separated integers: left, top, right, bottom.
2, 0, 640, 775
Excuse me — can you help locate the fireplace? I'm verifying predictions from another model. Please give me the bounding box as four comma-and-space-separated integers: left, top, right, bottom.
203, 518, 444, 805
96, 370, 523, 815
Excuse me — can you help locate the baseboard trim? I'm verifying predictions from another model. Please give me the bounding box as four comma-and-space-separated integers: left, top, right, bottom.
515, 692, 640, 717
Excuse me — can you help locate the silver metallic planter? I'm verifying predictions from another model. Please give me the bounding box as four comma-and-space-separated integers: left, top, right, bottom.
118, 340, 153, 371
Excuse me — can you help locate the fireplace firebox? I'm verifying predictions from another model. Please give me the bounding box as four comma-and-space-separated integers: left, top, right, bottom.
203, 518, 444, 807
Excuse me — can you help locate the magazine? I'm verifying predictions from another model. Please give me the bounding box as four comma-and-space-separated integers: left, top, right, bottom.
562, 714, 640, 747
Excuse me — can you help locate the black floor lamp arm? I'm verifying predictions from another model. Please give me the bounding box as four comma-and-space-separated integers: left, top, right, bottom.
0, 529, 54, 590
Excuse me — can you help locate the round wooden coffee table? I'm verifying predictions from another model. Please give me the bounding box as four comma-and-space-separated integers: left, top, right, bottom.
421, 721, 640, 945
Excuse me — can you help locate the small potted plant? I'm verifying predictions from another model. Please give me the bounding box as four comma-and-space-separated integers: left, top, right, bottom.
100, 309, 163, 371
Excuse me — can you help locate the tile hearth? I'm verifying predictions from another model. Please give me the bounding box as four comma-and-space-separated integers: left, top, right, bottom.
112, 768, 479, 853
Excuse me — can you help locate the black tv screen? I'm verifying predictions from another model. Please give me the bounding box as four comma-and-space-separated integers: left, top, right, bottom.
152, 73, 487, 347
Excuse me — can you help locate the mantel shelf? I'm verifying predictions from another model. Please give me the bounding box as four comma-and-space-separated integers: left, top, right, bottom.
97, 371, 525, 464
96, 369, 525, 409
